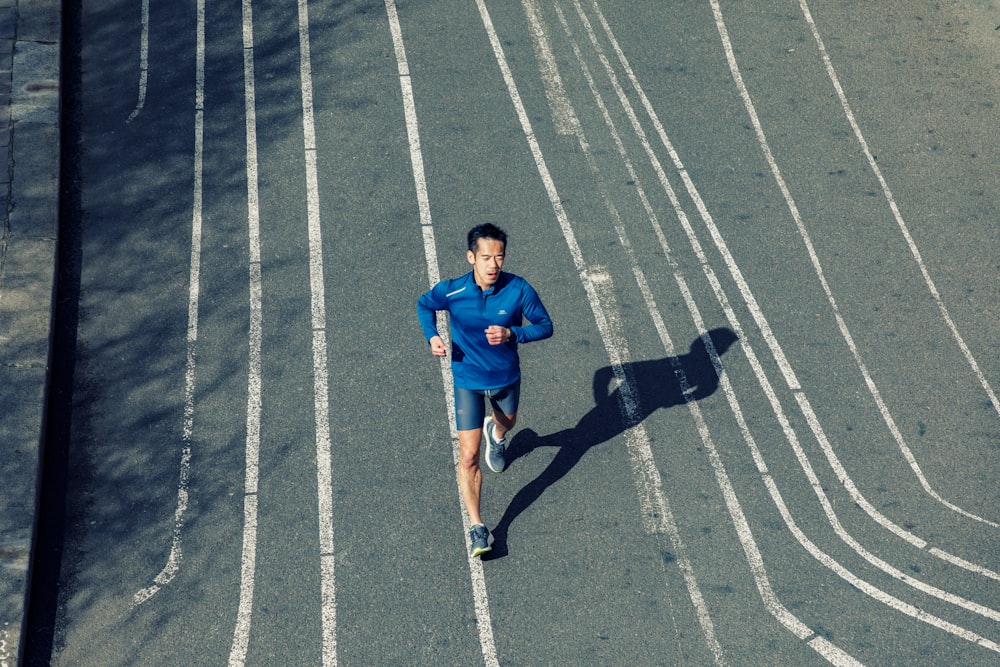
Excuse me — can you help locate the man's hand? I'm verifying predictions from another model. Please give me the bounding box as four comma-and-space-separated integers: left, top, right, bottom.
485, 325, 511, 346
429, 336, 448, 357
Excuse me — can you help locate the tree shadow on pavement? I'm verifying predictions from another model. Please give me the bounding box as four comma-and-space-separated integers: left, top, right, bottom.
485, 327, 738, 559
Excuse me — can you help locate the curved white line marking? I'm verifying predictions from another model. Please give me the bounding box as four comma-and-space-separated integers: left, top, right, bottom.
796, 0, 1000, 423
473, 0, 727, 661
708, 0, 998, 530
583, 0, 1000, 577
553, 5, 862, 663
383, 1, 501, 664
575, 0, 1000, 646
132, 0, 205, 607
228, 0, 263, 663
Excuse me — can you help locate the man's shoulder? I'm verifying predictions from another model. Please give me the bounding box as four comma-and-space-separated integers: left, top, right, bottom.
437, 272, 474, 294
435, 274, 469, 289
501, 272, 542, 297
499, 272, 528, 288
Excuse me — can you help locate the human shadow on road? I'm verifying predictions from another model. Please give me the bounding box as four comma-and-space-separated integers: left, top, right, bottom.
484, 327, 738, 559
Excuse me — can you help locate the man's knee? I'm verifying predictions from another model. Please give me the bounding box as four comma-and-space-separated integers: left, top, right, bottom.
458, 449, 480, 469
457, 436, 481, 470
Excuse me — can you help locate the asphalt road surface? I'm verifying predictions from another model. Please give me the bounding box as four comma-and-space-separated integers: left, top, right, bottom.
27, 0, 998, 664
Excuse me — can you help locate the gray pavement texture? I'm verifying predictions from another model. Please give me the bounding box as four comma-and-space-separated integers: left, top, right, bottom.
0, 0, 998, 667
0, 0, 60, 664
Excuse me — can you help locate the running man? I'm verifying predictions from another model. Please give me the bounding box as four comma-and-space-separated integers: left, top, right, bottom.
417, 224, 553, 557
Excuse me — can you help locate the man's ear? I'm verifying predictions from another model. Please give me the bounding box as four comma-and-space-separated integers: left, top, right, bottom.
467, 250, 476, 265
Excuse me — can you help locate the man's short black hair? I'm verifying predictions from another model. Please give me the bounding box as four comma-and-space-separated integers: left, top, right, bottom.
468, 223, 508, 253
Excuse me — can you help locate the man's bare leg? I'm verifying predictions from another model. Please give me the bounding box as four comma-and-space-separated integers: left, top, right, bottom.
457, 428, 485, 526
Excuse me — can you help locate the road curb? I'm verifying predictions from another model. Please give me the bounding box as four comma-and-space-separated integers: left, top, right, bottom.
0, 0, 60, 663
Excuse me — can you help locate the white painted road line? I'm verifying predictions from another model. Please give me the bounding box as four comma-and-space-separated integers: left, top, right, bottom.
709, 0, 999, 531
126, 0, 150, 122
473, 0, 727, 661
296, 1, 339, 663
132, 0, 206, 608
554, 5, 863, 664
521, 0, 581, 137
796, 0, 1000, 424
581, 0, 998, 585
383, 1, 502, 665
228, 0, 263, 662
576, 0, 999, 649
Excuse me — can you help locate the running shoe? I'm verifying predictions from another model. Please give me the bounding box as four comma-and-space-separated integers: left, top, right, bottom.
469, 524, 494, 558
483, 415, 506, 473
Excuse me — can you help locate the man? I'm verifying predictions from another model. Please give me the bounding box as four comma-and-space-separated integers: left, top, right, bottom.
417, 224, 553, 557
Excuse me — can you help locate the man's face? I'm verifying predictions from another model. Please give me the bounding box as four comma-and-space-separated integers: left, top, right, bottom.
467, 238, 505, 289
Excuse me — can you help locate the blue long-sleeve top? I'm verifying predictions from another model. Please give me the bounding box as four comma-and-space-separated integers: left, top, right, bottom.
417, 271, 553, 390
